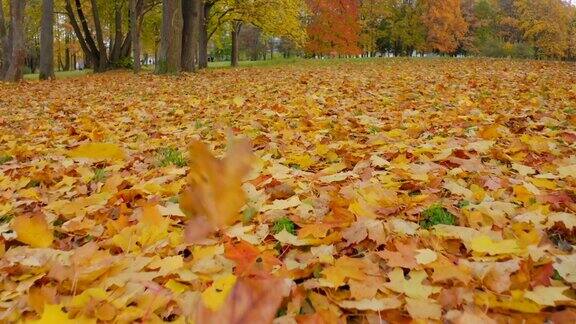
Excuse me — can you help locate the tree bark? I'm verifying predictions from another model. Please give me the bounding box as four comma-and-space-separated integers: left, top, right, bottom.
89, 0, 108, 71
110, 2, 123, 63
156, 0, 183, 74
39, 0, 55, 80
0, 0, 8, 78
181, 0, 199, 72
64, 33, 71, 70
74, 0, 99, 63
130, 0, 142, 72
231, 21, 241, 67
66, 0, 97, 69
198, 1, 212, 69
3, 0, 25, 82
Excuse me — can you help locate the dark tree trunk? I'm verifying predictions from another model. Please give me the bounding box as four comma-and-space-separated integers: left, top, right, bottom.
65, 0, 97, 70
181, 0, 199, 72
75, 0, 100, 64
89, 0, 108, 71
57, 54, 64, 70
120, 33, 131, 59
3, 0, 25, 81
40, 0, 55, 80
130, 0, 143, 72
64, 33, 71, 70
198, 1, 212, 69
156, 0, 183, 74
231, 21, 241, 67
0, 0, 8, 78
110, 2, 123, 63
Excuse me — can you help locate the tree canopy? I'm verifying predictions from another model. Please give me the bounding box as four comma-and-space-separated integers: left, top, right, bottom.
1, 0, 575, 80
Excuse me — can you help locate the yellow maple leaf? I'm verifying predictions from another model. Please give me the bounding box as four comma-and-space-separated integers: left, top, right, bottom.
321, 256, 366, 287
524, 286, 573, 306
475, 290, 542, 313
337, 297, 402, 311
287, 153, 315, 170
11, 214, 53, 248
28, 304, 96, 324
384, 268, 440, 299
513, 185, 533, 205
470, 235, 521, 255
429, 256, 472, 284
479, 125, 502, 139
165, 279, 189, 295
69, 288, 107, 308
529, 178, 556, 189
201, 274, 237, 311
68, 143, 125, 160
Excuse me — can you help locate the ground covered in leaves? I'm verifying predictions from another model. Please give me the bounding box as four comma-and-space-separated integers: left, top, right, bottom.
1, 58, 576, 323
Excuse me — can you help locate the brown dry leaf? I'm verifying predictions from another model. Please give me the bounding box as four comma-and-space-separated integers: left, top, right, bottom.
180, 138, 253, 229
196, 275, 291, 323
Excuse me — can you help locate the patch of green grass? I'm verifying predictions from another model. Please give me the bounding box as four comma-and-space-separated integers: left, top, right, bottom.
242, 206, 257, 224
457, 200, 470, 208
0, 155, 13, 165
273, 217, 296, 235
420, 204, 457, 229
552, 269, 564, 281
158, 147, 187, 167
24, 69, 92, 80
25, 179, 41, 188
0, 213, 13, 224
92, 168, 107, 183
208, 57, 300, 69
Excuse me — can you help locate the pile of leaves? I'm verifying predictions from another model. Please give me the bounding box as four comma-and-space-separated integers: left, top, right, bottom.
0, 59, 575, 322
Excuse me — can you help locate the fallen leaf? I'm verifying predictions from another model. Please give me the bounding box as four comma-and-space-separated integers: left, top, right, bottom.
68, 142, 124, 160
201, 274, 237, 311
180, 139, 252, 229
11, 214, 53, 248
524, 286, 573, 306
337, 297, 402, 311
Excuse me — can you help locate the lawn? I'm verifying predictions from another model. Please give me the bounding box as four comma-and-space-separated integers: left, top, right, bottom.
23, 69, 93, 80
1, 58, 576, 322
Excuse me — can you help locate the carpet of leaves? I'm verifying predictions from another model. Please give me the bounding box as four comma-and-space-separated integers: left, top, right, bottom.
1, 59, 576, 323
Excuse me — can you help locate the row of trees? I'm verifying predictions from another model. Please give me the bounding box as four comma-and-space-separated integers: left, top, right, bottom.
1, 0, 575, 81
0, 0, 306, 81
313, 0, 576, 59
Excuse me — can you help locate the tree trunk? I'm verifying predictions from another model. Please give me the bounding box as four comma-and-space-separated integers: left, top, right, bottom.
39, 0, 55, 80
198, 1, 211, 69
110, 2, 123, 63
89, 0, 108, 71
231, 21, 241, 67
3, 0, 25, 81
64, 33, 71, 70
156, 0, 183, 74
130, 0, 143, 72
181, 0, 199, 72
66, 0, 98, 70
0, 0, 8, 78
